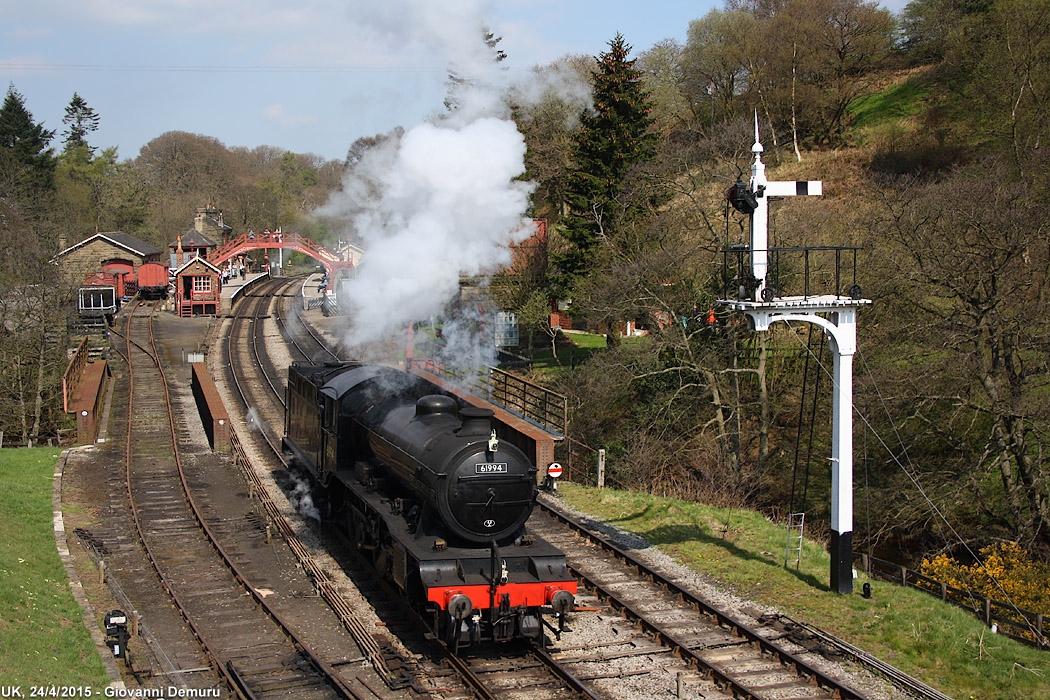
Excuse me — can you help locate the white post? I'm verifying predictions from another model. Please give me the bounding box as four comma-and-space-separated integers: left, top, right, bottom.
830, 345, 855, 594
749, 114, 769, 300
597, 449, 606, 490
726, 122, 862, 594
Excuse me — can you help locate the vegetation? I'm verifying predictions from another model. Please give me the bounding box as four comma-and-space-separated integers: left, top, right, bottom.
507, 0, 1050, 572
922, 541, 1050, 645
3, 0, 1050, 601
554, 33, 658, 290
0, 447, 107, 685
557, 483, 1050, 700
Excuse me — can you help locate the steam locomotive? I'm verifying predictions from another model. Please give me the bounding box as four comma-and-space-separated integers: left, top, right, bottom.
283, 362, 576, 650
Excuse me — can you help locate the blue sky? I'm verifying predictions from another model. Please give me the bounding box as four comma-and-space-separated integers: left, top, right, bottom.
2, 0, 910, 163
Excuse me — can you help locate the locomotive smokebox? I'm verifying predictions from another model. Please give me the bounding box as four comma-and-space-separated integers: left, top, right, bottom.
310, 365, 537, 546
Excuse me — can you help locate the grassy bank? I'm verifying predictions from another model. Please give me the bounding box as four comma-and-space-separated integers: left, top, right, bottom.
0, 447, 107, 685
557, 483, 1049, 700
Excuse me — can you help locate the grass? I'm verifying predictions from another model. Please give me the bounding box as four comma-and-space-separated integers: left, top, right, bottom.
0, 447, 108, 685
524, 330, 650, 377
556, 482, 1050, 700
849, 77, 929, 131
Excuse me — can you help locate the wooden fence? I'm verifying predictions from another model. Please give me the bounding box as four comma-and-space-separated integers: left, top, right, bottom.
861, 553, 1048, 649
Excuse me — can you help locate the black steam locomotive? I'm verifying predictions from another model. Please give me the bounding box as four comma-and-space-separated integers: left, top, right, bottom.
283, 362, 576, 650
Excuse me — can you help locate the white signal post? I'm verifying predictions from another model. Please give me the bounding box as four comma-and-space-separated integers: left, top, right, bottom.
720, 116, 870, 594
748, 113, 822, 301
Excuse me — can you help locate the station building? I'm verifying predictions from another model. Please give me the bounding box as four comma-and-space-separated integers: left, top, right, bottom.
53, 231, 165, 287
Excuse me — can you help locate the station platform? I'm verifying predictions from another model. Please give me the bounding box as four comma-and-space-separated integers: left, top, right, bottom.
220, 271, 269, 298
68, 359, 110, 445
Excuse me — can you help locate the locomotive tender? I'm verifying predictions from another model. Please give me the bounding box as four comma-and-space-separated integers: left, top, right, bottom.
283, 362, 576, 649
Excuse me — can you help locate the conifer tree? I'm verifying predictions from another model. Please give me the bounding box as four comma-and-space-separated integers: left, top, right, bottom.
0, 84, 56, 192
62, 92, 100, 155
556, 34, 657, 288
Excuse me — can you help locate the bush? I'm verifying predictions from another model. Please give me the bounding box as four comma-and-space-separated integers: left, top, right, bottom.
921, 541, 1050, 643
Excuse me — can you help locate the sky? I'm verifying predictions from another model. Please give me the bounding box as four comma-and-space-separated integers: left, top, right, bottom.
2, 0, 911, 164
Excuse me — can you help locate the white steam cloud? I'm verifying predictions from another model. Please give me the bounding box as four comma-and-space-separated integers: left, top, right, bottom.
317, 1, 579, 369
325, 118, 534, 348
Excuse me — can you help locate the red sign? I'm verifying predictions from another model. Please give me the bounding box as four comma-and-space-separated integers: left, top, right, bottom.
547, 463, 563, 478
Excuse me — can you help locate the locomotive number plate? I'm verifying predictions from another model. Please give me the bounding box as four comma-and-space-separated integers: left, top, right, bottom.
475, 462, 508, 474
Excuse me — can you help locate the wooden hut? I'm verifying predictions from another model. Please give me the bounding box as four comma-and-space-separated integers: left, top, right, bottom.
173, 257, 222, 317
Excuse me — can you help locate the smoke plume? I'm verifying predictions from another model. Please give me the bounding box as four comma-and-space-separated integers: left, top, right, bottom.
316, 2, 586, 371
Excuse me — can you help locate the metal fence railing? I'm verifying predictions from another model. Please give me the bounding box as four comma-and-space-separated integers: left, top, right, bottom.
412, 342, 567, 438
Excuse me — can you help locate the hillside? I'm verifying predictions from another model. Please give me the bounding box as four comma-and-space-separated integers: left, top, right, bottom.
555, 483, 1049, 700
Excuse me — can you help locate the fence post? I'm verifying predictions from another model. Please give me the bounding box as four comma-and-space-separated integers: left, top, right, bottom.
597, 449, 606, 490
984, 597, 992, 626
900, 565, 907, 587
940, 581, 947, 601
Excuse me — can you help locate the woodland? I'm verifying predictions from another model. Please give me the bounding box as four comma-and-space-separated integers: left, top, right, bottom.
2, 0, 1048, 566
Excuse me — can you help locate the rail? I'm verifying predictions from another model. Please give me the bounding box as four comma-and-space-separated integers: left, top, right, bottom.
415, 340, 567, 437
861, 553, 1048, 649
224, 285, 412, 690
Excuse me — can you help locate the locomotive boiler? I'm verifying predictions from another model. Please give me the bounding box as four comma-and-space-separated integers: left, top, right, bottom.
283, 362, 576, 650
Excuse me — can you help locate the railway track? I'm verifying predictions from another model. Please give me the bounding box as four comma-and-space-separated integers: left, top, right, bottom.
529, 498, 868, 700
120, 299, 364, 700
221, 279, 609, 700
221, 278, 426, 694
272, 286, 953, 700
272, 274, 345, 364
231, 281, 841, 700
225, 277, 959, 700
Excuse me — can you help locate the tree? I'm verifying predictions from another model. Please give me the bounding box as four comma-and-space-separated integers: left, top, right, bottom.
134, 131, 237, 245
443, 29, 506, 113
952, 0, 1050, 168
764, 0, 895, 145
555, 34, 658, 289
512, 55, 594, 221
255, 151, 320, 226
0, 84, 56, 192
345, 128, 403, 169
61, 92, 100, 155
681, 10, 754, 129
637, 40, 692, 135
870, 155, 1050, 550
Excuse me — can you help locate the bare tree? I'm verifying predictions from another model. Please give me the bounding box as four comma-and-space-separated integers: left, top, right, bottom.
871, 155, 1050, 548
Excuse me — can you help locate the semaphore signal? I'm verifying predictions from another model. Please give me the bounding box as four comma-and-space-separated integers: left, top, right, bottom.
718, 114, 872, 595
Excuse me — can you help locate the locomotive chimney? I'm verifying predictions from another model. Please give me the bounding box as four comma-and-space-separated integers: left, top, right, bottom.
457, 407, 494, 437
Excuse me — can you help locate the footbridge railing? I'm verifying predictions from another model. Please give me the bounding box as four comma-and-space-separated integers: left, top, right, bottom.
207, 231, 361, 274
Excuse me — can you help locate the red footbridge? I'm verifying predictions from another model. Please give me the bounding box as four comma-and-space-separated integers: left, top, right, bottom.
207, 230, 360, 274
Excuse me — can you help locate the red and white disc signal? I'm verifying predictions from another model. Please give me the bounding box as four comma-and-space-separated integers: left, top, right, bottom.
547, 463, 563, 479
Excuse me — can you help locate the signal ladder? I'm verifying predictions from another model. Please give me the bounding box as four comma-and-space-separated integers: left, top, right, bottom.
785, 512, 805, 569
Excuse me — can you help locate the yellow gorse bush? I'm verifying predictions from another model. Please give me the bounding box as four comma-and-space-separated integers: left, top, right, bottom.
921, 542, 1050, 642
